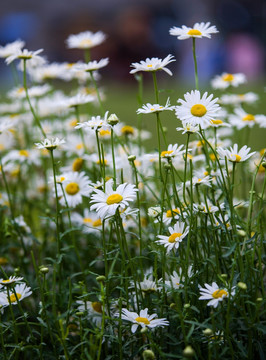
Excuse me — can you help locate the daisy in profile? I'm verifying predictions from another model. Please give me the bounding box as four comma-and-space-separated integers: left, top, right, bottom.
211, 72, 246, 89
199, 282, 235, 308
156, 221, 189, 254
217, 144, 255, 163
71, 208, 102, 234
0, 276, 24, 287
0, 283, 32, 307
75, 111, 110, 132
0, 40, 25, 58
176, 123, 200, 135
35, 137, 65, 150
130, 54, 176, 76
76, 300, 103, 327
121, 308, 169, 333
175, 90, 220, 129
161, 143, 186, 160
220, 92, 259, 105
164, 266, 193, 289
90, 180, 137, 219
73, 58, 109, 72
162, 207, 183, 225
169, 22, 218, 40
66, 30, 106, 49
57, 171, 92, 208
5, 48, 44, 65
137, 98, 175, 114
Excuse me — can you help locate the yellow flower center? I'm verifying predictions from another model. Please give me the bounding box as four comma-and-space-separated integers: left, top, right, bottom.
168, 232, 182, 243
9, 293, 22, 303
135, 316, 150, 325
96, 159, 108, 166
65, 182, 80, 195
0, 257, 8, 265
91, 301, 102, 313
70, 119, 78, 127
210, 119, 223, 125
187, 29, 202, 36
212, 289, 228, 299
242, 114, 255, 122
17, 87, 25, 94
92, 219, 102, 227
80, 39, 92, 46
76, 143, 83, 150
147, 64, 153, 68
83, 218, 92, 223
99, 129, 111, 136
166, 209, 180, 218
233, 154, 242, 162
2, 279, 11, 283
161, 150, 173, 157
121, 126, 134, 135
106, 194, 123, 205
210, 153, 216, 161
223, 73, 234, 82
72, 158, 83, 172
19, 150, 29, 157
191, 104, 207, 117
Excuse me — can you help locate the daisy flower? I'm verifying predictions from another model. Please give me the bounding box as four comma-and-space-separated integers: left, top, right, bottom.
0, 276, 24, 287
0, 40, 25, 58
121, 308, 169, 333
5, 48, 44, 65
169, 22, 218, 40
137, 98, 175, 114
75, 112, 110, 131
90, 180, 138, 219
57, 171, 92, 208
64, 93, 95, 108
73, 58, 109, 72
161, 143, 186, 159
156, 221, 189, 254
211, 72, 246, 89
164, 266, 193, 289
71, 208, 102, 234
0, 283, 32, 307
217, 144, 256, 163
66, 30, 106, 49
220, 92, 259, 105
176, 122, 200, 135
199, 282, 235, 308
175, 90, 221, 129
162, 207, 182, 225
35, 138, 65, 150
76, 300, 103, 327
229, 107, 264, 129
130, 54, 176, 76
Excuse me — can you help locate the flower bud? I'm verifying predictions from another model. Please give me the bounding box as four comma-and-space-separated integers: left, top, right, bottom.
203, 328, 213, 336
39, 267, 49, 274
184, 303, 190, 309
261, 162, 266, 169
220, 274, 227, 279
141, 326, 148, 334
164, 163, 171, 170
142, 349, 155, 360
237, 229, 246, 237
96, 275, 106, 283
107, 113, 119, 125
76, 311, 84, 317
183, 345, 195, 358
128, 155, 136, 162
237, 282, 247, 290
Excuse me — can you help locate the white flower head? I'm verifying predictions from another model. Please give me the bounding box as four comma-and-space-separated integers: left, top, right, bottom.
5, 48, 44, 65
121, 308, 169, 333
175, 90, 221, 129
35, 138, 65, 150
73, 58, 109, 72
199, 282, 235, 308
66, 30, 106, 49
156, 221, 189, 254
229, 107, 263, 130
90, 180, 138, 219
170, 22, 218, 40
130, 54, 176, 76
137, 98, 175, 114
0, 40, 25, 58
211, 73, 246, 89
217, 144, 256, 163
161, 143, 185, 159
176, 122, 200, 135
0, 276, 24, 286
0, 283, 32, 307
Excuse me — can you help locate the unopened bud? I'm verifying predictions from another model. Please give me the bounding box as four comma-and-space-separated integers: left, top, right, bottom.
170, 303, 177, 310
198, 205, 205, 211
184, 303, 190, 309
76, 311, 84, 317
107, 113, 119, 125
141, 326, 148, 334
164, 163, 171, 170
39, 267, 49, 274
183, 345, 195, 358
237, 282, 247, 290
162, 127, 167, 133
128, 155, 136, 162
203, 328, 213, 336
221, 274, 227, 279
143, 349, 155, 360
261, 162, 266, 169
237, 229, 246, 237
96, 275, 106, 283
256, 297, 263, 302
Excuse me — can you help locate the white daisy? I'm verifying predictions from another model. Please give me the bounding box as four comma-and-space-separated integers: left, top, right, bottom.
35, 138, 65, 150
66, 30, 106, 49
211, 73, 246, 89
7, 84, 51, 99
176, 122, 200, 135
5, 48, 44, 65
57, 171, 92, 208
229, 107, 264, 129
161, 143, 186, 159
121, 308, 169, 333
156, 221, 189, 254
162, 207, 182, 225
130, 54, 176, 76
137, 98, 175, 114
175, 90, 220, 129
73, 58, 109, 72
164, 266, 193, 289
169, 22, 218, 40
75, 112, 110, 131
0, 40, 25, 58
71, 209, 102, 234
220, 92, 259, 105
76, 300, 103, 327
199, 282, 235, 308
90, 180, 138, 219
0, 283, 32, 307
0, 276, 24, 286
217, 144, 256, 163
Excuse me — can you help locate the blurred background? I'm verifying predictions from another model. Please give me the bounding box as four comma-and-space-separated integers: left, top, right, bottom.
0, 0, 265, 85
0, 0, 265, 150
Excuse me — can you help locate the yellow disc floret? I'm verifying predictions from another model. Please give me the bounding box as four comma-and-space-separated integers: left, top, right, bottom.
161, 150, 173, 157
242, 114, 255, 122
187, 29, 202, 36
223, 73, 234, 82
212, 289, 228, 299
92, 301, 102, 313
135, 316, 150, 325
191, 104, 207, 117
9, 293, 22, 303
106, 194, 123, 205
168, 232, 182, 243
65, 182, 80, 195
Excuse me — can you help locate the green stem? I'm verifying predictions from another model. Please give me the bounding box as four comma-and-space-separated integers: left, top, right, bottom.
192, 38, 199, 90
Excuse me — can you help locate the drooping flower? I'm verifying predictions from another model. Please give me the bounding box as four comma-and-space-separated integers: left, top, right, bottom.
169, 22, 218, 40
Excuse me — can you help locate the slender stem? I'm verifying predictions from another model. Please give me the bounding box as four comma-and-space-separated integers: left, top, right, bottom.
192, 38, 199, 90
111, 128, 117, 187
90, 72, 104, 116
